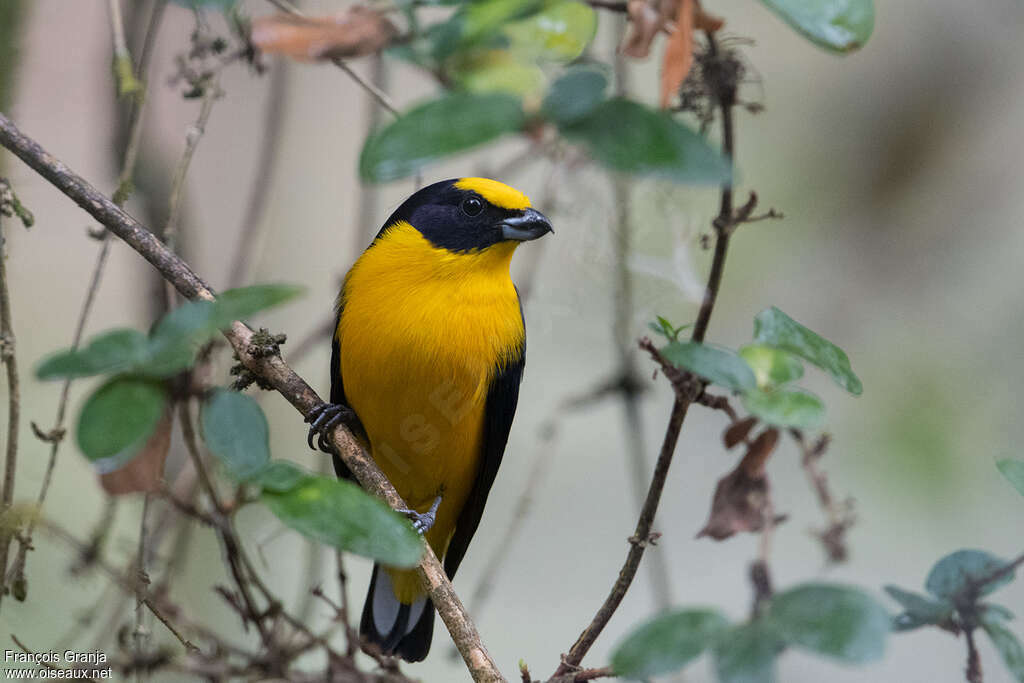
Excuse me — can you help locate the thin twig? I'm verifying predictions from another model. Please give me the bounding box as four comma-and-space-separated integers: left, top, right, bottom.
965, 627, 982, 683
610, 20, 673, 607
550, 32, 742, 677
0, 211, 21, 606
10, 0, 165, 592
265, 0, 400, 117
163, 71, 220, 306
228, 59, 289, 288
133, 494, 152, 683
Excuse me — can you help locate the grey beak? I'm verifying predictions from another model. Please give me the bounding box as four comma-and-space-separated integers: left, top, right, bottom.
501, 208, 553, 242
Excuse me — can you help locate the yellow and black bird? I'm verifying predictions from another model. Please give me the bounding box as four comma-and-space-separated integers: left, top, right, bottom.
306, 177, 552, 661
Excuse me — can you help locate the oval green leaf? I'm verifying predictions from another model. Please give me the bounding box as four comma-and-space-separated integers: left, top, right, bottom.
753, 306, 862, 395
256, 460, 309, 493
542, 67, 608, 125
504, 1, 597, 62
742, 387, 825, 429
77, 377, 168, 471
661, 341, 757, 393
200, 389, 270, 481
37, 328, 151, 380
262, 474, 423, 567
759, 0, 874, 53
980, 617, 1024, 683
611, 608, 729, 679
712, 621, 782, 683
770, 583, 889, 663
560, 98, 731, 183
360, 93, 526, 182
739, 345, 804, 389
883, 585, 953, 632
997, 459, 1024, 498
925, 549, 1015, 600
451, 50, 545, 96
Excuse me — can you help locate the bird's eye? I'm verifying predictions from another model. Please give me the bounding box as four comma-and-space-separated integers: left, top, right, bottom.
461, 197, 484, 217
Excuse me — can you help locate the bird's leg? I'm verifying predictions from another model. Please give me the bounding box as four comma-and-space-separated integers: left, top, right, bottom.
305, 402, 359, 454
397, 495, 442, 535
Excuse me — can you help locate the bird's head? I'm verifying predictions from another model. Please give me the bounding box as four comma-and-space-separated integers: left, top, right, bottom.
379, 177, 553, 254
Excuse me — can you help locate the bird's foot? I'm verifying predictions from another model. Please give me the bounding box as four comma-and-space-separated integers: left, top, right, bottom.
397, 496, 442, 535
305, 402, 357, 454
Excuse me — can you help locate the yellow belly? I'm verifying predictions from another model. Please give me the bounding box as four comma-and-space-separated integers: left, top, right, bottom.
337, 222, 524, 602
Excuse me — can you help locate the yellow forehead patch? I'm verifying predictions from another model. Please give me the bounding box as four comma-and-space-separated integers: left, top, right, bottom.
454, 177, 531, 210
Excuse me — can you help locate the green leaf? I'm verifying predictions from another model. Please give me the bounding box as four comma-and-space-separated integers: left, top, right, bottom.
712, 621, 781, 683
758, 0, 874, 53
753, 306, 862, 395
542, 67, 608, 125
560, 98, 731, 183
738, 345, 804, 389
981, 617, 1024, 683
200, 389, 270, 481
997, 459, 1024, 498
149, 285, 303, 374
451, 50, 545, 96
770, 583, 889, 663
611, 608, 729, 679
429, 0, 546, 60
360, 93, 526, 182
661, 341, 757, 393
742, 387, 825, 429
38, 285, 302, 381
77, 377, 168, 472
925, 550, 1016, 600
982, 603, 1016, 624
169, 0, 236, 9
883, 585, 953, 632
504, 1, 597, 62
255, 460, 309, 493
36, 329, 151, 380
262, 474, 423, 567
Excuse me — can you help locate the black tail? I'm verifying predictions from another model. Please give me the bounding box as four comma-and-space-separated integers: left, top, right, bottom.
360, 564, 436, 662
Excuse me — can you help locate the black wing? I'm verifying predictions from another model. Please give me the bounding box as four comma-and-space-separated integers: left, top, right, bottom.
443, 337, 525, 580
329, 311, 359, 481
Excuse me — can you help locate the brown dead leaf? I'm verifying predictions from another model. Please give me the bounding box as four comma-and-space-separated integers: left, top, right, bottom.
99, 409, 173, 495
723, 416, 758, 449
251, 7, 397, 63
621, 0, 670, 59
697, 464, 769, 540
694, 0, 724, 33
739, 427, 779, 476
659, 0, 693, 108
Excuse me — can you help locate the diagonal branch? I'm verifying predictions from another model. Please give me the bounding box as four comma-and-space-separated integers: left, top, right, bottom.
0, 112, 505, 683
550, 31, 741, 677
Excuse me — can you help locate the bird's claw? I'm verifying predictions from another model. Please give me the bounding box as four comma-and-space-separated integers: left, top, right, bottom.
397, 496, 442, 535
305, 402, 356, 454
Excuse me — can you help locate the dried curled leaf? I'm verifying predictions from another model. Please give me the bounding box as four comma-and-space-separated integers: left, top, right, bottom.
694, 1, 724, 33
698, 465, 769, 540
659, 0, 693, 108
723, 416, 758, 449
699, 427, 780, 540
99, 408, 173, 495
251, 7, 397, 62
741, 427, 779, 476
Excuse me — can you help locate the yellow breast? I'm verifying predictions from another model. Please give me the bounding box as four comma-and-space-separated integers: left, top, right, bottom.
336, 222, 523, 599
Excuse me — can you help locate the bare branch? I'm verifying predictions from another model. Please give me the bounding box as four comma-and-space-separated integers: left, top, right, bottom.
0, 111, 505, 683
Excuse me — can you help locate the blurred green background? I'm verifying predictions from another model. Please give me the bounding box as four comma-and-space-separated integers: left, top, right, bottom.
2, 0, 1024, 681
